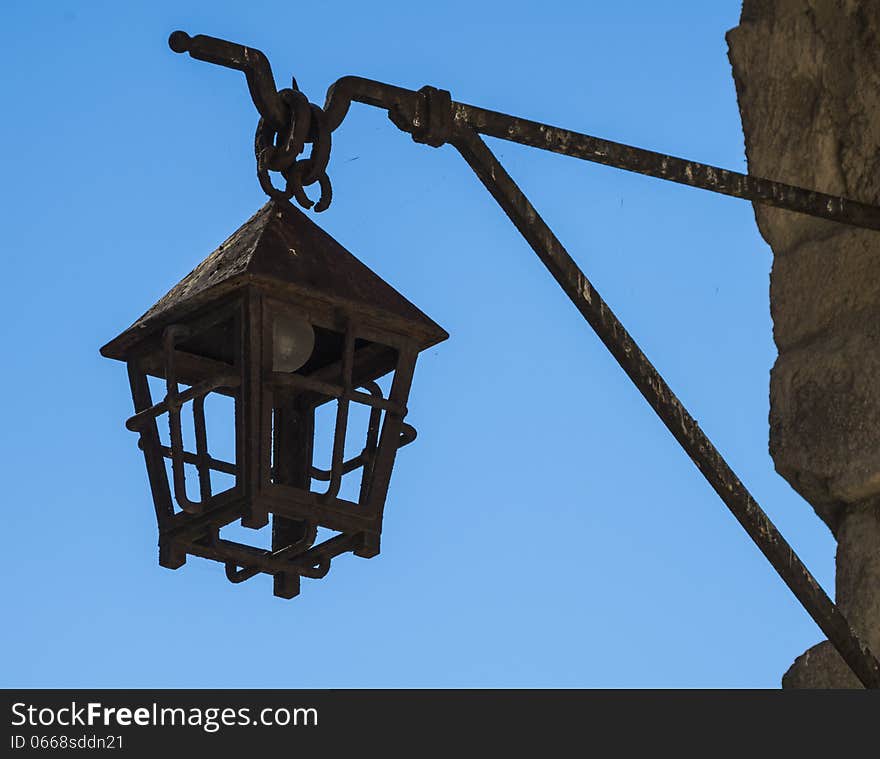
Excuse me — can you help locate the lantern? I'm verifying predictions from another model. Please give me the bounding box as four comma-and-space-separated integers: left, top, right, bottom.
101, 200, 447, 598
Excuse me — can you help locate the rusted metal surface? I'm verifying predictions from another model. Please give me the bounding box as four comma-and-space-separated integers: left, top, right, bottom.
101, 201, 447, 360
324, 74, 880, 231
453, 104, 880, 231
147, 33, 880, 682
168, 30, 285, 131
169, 30, 880, 232
103, 198, 447, 598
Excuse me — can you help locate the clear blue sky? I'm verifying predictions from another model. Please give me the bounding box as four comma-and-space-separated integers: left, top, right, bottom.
2, 1, 838, 688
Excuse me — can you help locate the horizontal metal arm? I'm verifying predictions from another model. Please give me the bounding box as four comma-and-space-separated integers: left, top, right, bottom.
454, 103, 880, 230
322, 75, 880, 232
170, 31, 880, 229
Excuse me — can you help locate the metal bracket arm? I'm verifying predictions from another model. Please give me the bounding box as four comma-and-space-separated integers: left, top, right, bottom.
327, 79, 880, 231
169, 31, 880, 687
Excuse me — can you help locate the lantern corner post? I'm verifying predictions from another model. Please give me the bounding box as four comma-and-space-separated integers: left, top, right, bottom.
240, 286, 270, 531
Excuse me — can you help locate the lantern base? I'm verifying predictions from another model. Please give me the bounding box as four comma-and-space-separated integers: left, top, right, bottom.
156, 501, 378, 599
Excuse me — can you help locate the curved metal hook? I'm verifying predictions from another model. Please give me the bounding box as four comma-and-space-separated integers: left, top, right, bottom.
169, 31, 288, 130
170, 30, 336, 212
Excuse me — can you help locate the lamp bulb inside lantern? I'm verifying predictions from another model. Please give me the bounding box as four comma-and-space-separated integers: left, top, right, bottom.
272, 313, 315, 372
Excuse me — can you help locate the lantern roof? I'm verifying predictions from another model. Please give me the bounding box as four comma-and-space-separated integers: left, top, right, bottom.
101, 200, 448, 360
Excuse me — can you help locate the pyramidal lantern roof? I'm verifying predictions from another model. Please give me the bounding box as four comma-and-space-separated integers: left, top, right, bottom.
101, 200, 448, 360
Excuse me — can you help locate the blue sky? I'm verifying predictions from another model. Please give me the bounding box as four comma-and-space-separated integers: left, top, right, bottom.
2, 1, 838, 687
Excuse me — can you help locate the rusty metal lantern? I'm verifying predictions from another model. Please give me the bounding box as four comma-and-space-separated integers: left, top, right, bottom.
101, 200, 447, 598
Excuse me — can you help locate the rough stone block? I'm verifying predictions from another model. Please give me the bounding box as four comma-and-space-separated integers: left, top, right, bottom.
728, 0, 880, 687
770, 331, 880, 530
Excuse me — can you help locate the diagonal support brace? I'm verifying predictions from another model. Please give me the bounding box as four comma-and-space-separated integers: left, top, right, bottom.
449, 126, 880, 689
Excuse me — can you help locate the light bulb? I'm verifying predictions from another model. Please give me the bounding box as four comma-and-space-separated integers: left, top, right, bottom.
272, 313, 315, 372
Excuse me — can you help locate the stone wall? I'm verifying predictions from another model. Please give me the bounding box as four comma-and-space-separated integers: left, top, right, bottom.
727, 0, 880, 687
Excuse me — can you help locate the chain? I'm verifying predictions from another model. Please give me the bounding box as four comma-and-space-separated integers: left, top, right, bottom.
254, 85, 333, 211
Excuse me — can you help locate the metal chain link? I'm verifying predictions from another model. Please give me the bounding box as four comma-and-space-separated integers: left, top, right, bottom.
254, 85, 333, 211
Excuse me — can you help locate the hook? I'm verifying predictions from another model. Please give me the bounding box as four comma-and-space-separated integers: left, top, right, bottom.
169, 31, 288, 131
